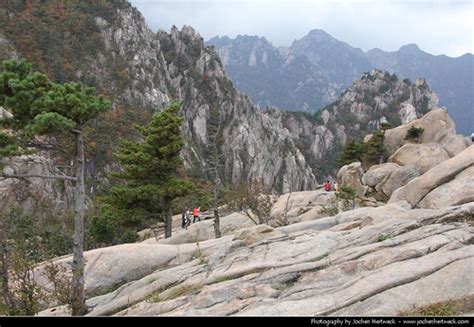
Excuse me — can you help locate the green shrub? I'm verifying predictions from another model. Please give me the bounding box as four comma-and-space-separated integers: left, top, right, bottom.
404, 126, 424, 142
377, 233, 391, 242
88, 206, 140, 246
337, 185, 356, 211
403, 303, 455, 316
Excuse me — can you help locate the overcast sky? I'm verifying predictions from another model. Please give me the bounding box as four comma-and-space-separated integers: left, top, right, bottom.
130, 0, 473, 57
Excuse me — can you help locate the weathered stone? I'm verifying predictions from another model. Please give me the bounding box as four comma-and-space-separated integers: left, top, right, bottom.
398, 102, 418, 124
35, 236, 236, 301
297, 206, 327, 223
153, 212, 253, 245
380, 165, 420, 197
333, 257, 474, 316
137, 229, 152, 241
418, 166, 474, 209
38, 201, 474, 317
388, 143, 450, 174
0, 155, 75, 216
270, 190, 336, 225
438, 133, 471, 157
384, 108, 459, 157
336, 162, 367, 198
233, 225, 284, 246
389, 145, 474, 207
0, 106, 13, 120
362, 163, 400, 187
362, 162, 420, 199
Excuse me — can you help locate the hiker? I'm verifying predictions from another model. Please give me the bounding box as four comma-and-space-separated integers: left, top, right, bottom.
333, 181, 339, 192
193, 206, 201, 223
182, 208, 191, 229
325, 180, 331, 192
185, 208, 191, 228
471, 132, 474, 142
181, 209, 187, 229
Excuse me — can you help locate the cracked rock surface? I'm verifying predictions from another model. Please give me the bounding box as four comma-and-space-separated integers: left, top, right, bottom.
38, 200, 474, 316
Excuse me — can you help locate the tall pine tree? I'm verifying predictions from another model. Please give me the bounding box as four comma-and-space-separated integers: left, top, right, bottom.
0, 59, 110, 315
102, 101, 193, 239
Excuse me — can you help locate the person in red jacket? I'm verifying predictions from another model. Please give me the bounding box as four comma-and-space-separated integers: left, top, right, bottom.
193, 206, 201, 223
325, 180, 331, 192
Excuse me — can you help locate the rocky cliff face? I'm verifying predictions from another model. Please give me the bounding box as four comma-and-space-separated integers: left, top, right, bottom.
272, 69, 439, 180
156, 26, 316, 192
0, 155, 76, 215
0, 2, 316, 193
208, 32, 473, 135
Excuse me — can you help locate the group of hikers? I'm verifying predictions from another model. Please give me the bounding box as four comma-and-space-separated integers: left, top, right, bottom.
325, 180, 339, 192
181, 207, 201, 229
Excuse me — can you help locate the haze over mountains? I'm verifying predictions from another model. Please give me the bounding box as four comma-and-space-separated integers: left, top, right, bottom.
207, 30, 473, 135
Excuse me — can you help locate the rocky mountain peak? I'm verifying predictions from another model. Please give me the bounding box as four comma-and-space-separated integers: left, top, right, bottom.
398, 43, 422, 54
305, 28, 334, 41
171, 25, 203, 45
339, 69, 438, 126
292, 29, 366, 59
277, 69, 441, 180
210, 31, 473, 135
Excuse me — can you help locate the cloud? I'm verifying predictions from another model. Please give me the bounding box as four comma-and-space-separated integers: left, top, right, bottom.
130, 0, 473, 57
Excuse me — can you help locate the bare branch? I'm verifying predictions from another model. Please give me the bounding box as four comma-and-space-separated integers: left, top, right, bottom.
1, 173, 77, 182
243, 209, 259, 226
282, 191, 294, 226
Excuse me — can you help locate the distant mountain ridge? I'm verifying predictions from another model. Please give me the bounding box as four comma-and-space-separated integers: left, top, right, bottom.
207, 31, 473, 135
0, 1, 464, 195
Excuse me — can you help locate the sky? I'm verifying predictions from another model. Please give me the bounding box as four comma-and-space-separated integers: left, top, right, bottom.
130, 0, 473, 58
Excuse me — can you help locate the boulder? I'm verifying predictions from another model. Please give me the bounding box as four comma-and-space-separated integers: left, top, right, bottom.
418, 166, 474, 209
0, 106, 13, 120
297, 206, 327, 223
336, 162, 368, 198
388, 143, 450, 174
389, 145, 474, 207
380, 166, 420, 197
362, 163, 400, 188
137, 229, 152, 241
362, 163, 420, 198
270, 190, 336, 225
154, 212, 253, 245
233, 225, 284, 246
35, 236, 236, 301
438, 133, 472, 157
384, 108, 462, 157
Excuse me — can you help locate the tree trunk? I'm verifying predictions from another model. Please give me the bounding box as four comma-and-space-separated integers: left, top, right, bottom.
71, 130, 86, 315
165, 201, 173, 239
213, 176, 221, 239
213, 208, 221, 239
282, 192, 293, 226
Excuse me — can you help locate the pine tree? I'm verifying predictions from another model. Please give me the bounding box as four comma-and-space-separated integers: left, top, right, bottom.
338, 140, 364, 167
102, 101, 193, 239
364, 130, 387, 165
0, 59, 110, 315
